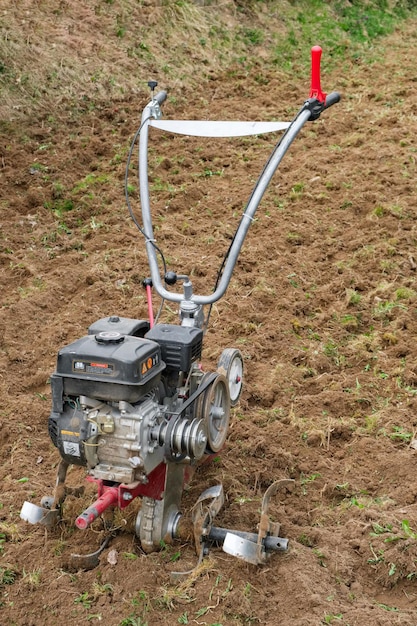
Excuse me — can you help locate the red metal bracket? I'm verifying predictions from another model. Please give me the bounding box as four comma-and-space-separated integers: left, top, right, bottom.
75, 464, 168, 529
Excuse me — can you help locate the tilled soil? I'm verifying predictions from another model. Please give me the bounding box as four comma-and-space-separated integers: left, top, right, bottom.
2, 13, 417, 626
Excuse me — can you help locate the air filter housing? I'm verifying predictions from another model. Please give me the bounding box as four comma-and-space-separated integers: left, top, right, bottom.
145, 324, 203, 373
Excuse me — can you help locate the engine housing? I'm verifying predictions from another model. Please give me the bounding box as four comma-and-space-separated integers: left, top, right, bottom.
52, 330, 164, 403
48, 318, 207, 485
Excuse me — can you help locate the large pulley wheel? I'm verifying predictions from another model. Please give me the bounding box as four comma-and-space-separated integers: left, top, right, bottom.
217, 348, 244, 407
195, 373, 230, 453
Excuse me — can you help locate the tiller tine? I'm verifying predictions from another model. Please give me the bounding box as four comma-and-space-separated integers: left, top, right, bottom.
172, 479, 294, 579
222, 478, 294, 565
171, 484, 225, 582
20, 499, 60, 529
69, 533, 114, 571
20, 460, 84, 531
192, 483, 225, 550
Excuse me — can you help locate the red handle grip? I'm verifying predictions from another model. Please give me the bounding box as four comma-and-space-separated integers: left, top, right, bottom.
309, 46, 326, 103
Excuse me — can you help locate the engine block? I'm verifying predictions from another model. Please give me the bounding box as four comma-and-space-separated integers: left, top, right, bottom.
48, 320, 210, 487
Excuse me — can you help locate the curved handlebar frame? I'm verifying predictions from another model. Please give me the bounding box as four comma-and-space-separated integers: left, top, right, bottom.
138, 92, 339, 306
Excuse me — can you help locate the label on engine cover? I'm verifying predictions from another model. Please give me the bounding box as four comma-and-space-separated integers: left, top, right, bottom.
72, 360, 114, 376
62, 441, 81, 457
140, 354, 159, 377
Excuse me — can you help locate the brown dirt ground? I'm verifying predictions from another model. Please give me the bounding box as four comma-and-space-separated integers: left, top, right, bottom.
2, 9, 417, 626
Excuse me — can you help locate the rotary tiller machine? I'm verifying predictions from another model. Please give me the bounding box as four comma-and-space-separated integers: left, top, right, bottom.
21, 47, 340, 570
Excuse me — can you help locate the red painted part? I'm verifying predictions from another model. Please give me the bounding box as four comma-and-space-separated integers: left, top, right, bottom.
124, 462, 167, 501
309, 46, 326, 103
146, 284, 154, 328
77, 456, 217, 529
84, 461, 167, 504
75, 487, 119, 529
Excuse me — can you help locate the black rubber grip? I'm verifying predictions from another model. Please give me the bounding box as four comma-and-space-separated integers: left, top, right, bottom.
324, 91, 341, 109
155, 90, 167, 105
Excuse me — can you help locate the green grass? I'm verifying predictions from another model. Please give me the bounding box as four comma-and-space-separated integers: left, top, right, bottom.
0, 566, 17, 586
2, 0, 417, 117
272, 0, 413, 71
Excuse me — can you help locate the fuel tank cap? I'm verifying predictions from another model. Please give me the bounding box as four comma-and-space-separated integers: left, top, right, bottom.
95, 331, 125, 344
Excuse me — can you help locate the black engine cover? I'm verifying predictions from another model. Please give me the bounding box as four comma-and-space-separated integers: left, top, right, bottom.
52, 332, 165, 403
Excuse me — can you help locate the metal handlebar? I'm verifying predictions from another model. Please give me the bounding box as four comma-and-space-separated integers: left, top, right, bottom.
137, 49, 340, 308
138, 104, 316, 306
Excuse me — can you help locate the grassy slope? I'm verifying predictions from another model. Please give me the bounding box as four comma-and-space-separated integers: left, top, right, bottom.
0, 0, 414, 122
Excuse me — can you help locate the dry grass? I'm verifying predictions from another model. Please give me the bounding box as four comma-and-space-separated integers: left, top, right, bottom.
0, 0, 290, 121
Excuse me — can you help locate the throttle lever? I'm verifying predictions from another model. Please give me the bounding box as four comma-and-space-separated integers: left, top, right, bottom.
309, 45, 326, 103
305, 46, 340, 120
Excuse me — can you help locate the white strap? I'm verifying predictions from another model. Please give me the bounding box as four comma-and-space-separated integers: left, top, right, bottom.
149, 120, 290, 137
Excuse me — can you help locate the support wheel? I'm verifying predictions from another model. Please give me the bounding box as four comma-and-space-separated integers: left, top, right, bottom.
217, 348, 244, 407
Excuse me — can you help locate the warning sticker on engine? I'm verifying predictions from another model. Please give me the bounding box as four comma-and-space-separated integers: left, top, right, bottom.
140, 354, 159, 377
72, 360, 114, 376
63, 441, 81, 457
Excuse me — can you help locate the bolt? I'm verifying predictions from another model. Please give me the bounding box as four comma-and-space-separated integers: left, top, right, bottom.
122, 492, 133, 501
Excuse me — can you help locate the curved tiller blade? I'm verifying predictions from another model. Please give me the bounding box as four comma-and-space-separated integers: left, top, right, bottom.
69, 533, 114, 571
223, 531, 260, 564
20, 501, 60, 528
223, 478, 294, 565
170, 484, 225, 582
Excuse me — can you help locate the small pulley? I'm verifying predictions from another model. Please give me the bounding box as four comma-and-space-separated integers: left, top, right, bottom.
152, 417, 208, 461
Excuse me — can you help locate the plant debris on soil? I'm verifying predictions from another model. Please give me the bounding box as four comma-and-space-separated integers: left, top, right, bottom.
2, 2, 417, 625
